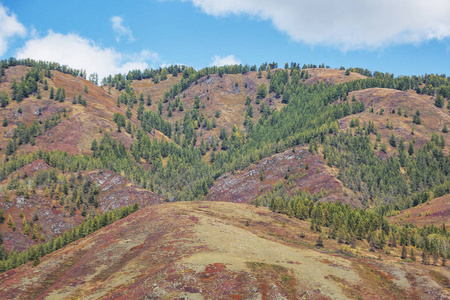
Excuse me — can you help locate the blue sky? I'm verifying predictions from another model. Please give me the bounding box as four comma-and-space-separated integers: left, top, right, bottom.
1, 0, 450, 79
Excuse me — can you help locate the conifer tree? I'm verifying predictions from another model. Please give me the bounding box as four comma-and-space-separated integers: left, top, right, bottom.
23, 222, 30, 235
126, 106, 132, 119
410, 248, 416, 261
422, 250, 429, 265
413, 110, 421, 125
316, 234, 324, 247
389, 133, 397, 147
256, 84, 267, 99
435, 94, 444, 108
7, 214, 12, 228
32, 224, 38, 241
401, 245, 407, 259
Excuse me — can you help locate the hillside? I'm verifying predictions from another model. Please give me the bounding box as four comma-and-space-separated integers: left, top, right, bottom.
0, 160, 162, 252
0, 201, 448, 299
0, 60, 450, 299
206, 146, 353, 206
0, 65, 165, 156
125, 68, 366, 143
388, 194, 450, 227
340, 88, 450, 155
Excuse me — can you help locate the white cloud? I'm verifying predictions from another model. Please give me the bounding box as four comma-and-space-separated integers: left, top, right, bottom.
0, 4, 26, 55
210, 54, 241, 66
15, 31, 159, 80
111, 16, 134, 43
185, 0, 450, 50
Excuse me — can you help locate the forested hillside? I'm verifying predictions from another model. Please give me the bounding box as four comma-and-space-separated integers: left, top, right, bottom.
0, 58, 448, 298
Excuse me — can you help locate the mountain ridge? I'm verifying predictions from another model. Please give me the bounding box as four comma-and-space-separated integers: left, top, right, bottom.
0, 60, 449, 299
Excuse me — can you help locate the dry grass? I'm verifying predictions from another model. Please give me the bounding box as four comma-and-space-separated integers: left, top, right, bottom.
340, 88, 450, 156
0, 201, 448, 299
388, 195, 450, 227
0, 66, 166, 157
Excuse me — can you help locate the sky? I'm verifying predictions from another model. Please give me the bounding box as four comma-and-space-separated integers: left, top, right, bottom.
1, 0, 450, 80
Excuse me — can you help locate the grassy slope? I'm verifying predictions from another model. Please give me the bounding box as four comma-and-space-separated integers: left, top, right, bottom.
0, 201, 447, 299
341, 88, 450, 155
388, 194, 450, 227
0, 66, 166, 156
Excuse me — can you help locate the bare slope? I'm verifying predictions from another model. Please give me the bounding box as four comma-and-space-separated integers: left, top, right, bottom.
0, 202, 447, 299
207, 146, 353, 206
305, 68, 367, 85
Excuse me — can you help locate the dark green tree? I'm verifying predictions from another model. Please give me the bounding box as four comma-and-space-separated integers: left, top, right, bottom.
413, 110, 421, 125
408, 142, 414, 156
113, 113, 126, 132
158, 100, 163, 115
126, 106, 132, 119
435, 94, 444, 108
256, 84, 267, 99
389, 133, 397, 147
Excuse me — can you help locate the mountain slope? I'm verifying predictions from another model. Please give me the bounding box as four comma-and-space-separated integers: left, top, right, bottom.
0, 162, 162, 252
388, 194, 450, 227
340, 88, 450, 154
0, 201, 447, 299
206, 146, 353, 206
0, 66, 165, 155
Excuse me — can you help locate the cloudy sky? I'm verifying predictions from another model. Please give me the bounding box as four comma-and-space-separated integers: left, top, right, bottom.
1, 0, 450, 79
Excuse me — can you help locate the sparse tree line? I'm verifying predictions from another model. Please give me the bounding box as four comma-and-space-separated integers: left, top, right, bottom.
0, 167, 102, 268
4, 113, 62, 156
0, 203, 139, 273
0, 58, 87, 83
6, 167, 100, 214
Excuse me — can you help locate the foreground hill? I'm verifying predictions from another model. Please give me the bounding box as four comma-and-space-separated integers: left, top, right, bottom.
0, 201, 447, 299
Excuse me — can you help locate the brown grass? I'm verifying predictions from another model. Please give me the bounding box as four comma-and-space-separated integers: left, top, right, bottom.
388, 195, 450, 227
340, 88, 450, 156
1, 202, 448, 299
